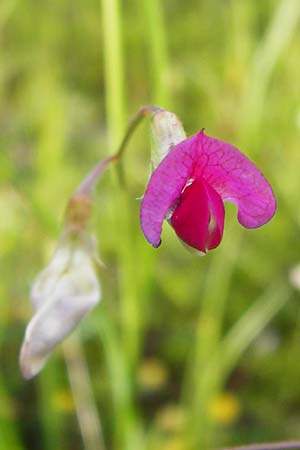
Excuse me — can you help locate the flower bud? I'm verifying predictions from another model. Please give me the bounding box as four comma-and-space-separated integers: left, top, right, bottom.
20, 233, 100, 379
151, 110, 186, 170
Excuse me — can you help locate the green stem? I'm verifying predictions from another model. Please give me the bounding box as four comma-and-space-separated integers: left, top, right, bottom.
238, 0, 300, 146
115, 105, 162, 159
185, 233, 242, 448
143, 0, 170, 106
101, 0, 125, 147
63, 334, 106, 450
73, 105, 160, 197
97, 307, 143, 450
101, 2, 145, 448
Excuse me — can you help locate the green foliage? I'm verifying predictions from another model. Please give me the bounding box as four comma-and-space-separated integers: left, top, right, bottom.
1, 0, 300, 449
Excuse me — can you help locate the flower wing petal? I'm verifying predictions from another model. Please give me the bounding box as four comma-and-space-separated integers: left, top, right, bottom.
195, 131, 276, 228
140, 135, 197, 247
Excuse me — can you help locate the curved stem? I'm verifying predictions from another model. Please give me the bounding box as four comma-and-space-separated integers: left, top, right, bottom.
114, 104, 162, 187
115, 104, 163, 159
75, 155, 118, 196
73, 105, 162, 197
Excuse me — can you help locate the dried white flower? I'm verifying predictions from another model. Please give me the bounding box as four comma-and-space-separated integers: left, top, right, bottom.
20, 233, 100, 379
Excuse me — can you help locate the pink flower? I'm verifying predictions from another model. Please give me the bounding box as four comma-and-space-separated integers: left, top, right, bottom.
140, 129, 276, 253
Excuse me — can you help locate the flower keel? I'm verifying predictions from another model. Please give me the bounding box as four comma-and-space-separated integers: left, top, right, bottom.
171, 178, 225, 253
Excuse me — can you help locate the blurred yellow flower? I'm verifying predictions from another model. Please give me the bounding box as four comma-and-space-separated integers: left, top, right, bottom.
137, 357, 169, 391
155, 404, 186, 432
0, 397, 15, 419
159, 436, 189, 450
208, 391, 241, 425
52, 389, 75, 413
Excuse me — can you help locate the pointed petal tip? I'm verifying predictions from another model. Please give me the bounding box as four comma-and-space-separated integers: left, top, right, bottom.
152, 239, 161, 248
20, 367, 36, 381
181, 239, 207, 256
19, 340, 49, 380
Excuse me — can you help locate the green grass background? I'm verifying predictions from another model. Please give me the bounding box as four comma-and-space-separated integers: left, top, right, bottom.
1, 0, 300, 449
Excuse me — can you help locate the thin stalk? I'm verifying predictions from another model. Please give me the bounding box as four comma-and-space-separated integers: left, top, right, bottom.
97, 307, 143, 450
63, 334, 105, 450
74, 105, 159, 197
219, 441, 300, 450
238, 0, 300, 145
143, 0, 170, 106
186, 233, 242, 448
75, 155, 117, 196
38, 362, 65, 450
101, 1, 143, 448
188, 280, 288, 449
101, 0, 125, 147
115, 105, 162, 159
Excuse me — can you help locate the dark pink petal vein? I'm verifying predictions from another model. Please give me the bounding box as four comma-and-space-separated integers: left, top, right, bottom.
194, 131, 276, 228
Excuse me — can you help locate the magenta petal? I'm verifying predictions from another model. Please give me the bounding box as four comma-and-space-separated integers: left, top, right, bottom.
140, 135, 197, 247
140, 128, 276, 249
171, 178, 224, 252
194, 131, 276, 228
171, 179, 210, 252
204, 181, 225, 249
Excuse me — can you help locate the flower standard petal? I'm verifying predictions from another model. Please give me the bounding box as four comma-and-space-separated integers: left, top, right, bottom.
140, 135, 197, 247
194, 131, 276, 228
